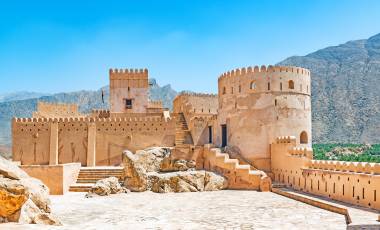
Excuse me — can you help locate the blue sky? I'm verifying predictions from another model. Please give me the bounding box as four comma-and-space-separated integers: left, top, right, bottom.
0, 0, 380, 94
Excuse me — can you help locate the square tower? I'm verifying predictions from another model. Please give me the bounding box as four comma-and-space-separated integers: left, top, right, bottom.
109, 68, 149, 113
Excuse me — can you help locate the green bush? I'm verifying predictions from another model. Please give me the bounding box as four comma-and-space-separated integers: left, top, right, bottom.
312, 144, 380, 163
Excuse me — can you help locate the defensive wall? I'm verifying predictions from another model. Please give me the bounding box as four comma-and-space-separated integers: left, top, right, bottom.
12, 115, 175, 166
271, 136, 380, 210
33, 102, 82, 118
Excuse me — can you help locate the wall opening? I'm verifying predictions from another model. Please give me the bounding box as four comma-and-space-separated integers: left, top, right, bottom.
222, 87, 226, 95
343, 184, 345, 195
288, 80, 294, 89
374, 190, 377, 202
333, 183, 336, 193
208, 126, 212, 144
125, 99, 133, 109
268, 82, 270, 90
250, 81, 256, 90
280, 83, 283, 91
363, 188, 365, 199
239, 85, 241, 93
221, 124, 227, 147
300, 131, 308, 144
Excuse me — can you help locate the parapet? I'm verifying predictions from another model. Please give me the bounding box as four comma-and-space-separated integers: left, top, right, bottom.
175, 92, 218, 98
109, 68, 148, 80
288, 147, 313, 159
218, 65, 310, 82
33, 101, 80, 118
309, 160, 380, 175
275, 136, 297, 144
12, 115, 168, 124
148, 100, 163, 109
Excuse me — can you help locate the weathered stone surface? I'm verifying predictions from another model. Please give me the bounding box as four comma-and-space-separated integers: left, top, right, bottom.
122, 147, 226, 193
122, 150, 149, 192
0, 156, 59, 225
160, 159, 196, 172
0, 187, 27, 218
0, 156, 28, 180
86, 177, 129, 197
259, 175, 272, 192
204, 171, 228, 191
148, 170, 226, 193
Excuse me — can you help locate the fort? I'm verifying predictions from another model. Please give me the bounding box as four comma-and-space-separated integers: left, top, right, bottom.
11, 65, 380, 212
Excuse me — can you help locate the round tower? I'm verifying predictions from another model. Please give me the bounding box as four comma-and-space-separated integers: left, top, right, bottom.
216, 65, 311, 171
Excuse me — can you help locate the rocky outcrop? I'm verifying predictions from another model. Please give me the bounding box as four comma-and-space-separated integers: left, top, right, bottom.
86, 177, 129, 197
122, 147, 227, 193
0, 156, 61, 225
149, 171, 227, 193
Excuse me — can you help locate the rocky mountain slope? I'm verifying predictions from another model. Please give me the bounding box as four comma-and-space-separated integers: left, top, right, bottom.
0, 92, 50, 103
278, 33, 380, 143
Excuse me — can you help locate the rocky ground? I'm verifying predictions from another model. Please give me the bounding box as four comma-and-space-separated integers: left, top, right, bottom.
3, 190, 346, 229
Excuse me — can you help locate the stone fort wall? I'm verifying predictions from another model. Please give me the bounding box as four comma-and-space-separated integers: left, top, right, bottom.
271, 136, 380, 210
12, 116, 175, 166
33, 102, 82, 118
217, 65, 311, 172
173, 93, 218, 146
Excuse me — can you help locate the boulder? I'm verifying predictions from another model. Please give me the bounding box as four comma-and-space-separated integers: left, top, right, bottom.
0, 156, 60, 225
122, 150, 149, 192
204, 171, 228, 191
148, 170, 227, 193
86, 177, 129, 197
160, 159, 196, 172
122, 147, 228, 193
0, 157, 28, 180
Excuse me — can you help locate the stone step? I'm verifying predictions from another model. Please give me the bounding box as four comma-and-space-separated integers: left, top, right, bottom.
69, 183, 94, 192
77, 176, 123, 180
76, 178, 123, 183
78, 172, 123, 175
79, 170, 123, 173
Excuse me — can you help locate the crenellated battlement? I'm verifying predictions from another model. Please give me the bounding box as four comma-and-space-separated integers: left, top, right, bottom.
309, 160, 380, 174
275, 136, 297, 144
288, 146, 313, 158
109, 68, 148, 78
176, 92, 218, 98
13, 115, 169, 123
218, 65, 310, 81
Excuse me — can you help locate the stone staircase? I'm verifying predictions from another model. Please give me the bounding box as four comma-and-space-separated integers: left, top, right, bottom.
204, 148, 271, 191
175, 113, 193, 146
69, 167, 124, 192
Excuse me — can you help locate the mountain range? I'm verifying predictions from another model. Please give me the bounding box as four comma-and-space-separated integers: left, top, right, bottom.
1, 33, 380, 155
278, 33, 380, 144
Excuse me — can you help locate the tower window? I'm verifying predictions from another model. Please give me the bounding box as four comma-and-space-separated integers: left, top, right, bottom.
125, 99, 133, 109
288, 80, 294, 89
268, 82, 270, 90
250, 81, 256, 90
280, 83, 283, 91
300, 131, 308, 144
